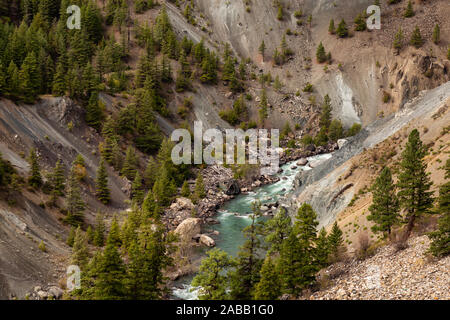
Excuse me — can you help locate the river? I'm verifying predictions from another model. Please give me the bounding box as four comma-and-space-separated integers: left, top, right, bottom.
171, 153, 333, 300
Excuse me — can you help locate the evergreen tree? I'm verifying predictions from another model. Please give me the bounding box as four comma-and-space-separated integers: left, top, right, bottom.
121, 146, 137, 180
96, 158, 110, 204
432, 24, 440, 44
19, 51, 41, 102
404, 0, 414, 18
316, 42, 327, 63
6, 61, 20, 97
93, 212, 106, 247
319, 94, 332, 129
52, 62, 66, 96
428, 159, 450, 257
258, 89, 268, 125
259, 40, 265, 61
367, 167, 400, 236
410, 26, 423, 48
194, 173, 206, 200
336, 19, 349, 38
393, 28, 404, 54
71, 227, 89, 270
328, 222, 345, 262
144, 157, 158, 188
354, 13, 367, 31
397, 129, 433, 239
264, 207, 292, 253
131, 171, 144, 205
315, 228, 330, 268
67, 226, 76, 247
181, 180, 191, 198
65, 165, 85, 227
253, 256, 281, 300
92, 234, 126, 300
328, 119, 344, 142
108, 216, 122, 247
328, 19, 335, 34
51, 159, 65, 196
230, 203, 263, 299
191, 248, 236, 300
27, 148, 42, 188
86, 225, 94, 244
152, 164, 176, 207
86, 93, 104, 131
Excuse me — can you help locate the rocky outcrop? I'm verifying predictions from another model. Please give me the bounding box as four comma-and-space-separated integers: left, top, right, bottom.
174, 218, 202, 242
199, 234, 216, 247
224, 179, 241, 196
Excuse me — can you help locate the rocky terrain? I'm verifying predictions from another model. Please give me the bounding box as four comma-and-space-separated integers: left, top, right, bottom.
308, 236, 449, 300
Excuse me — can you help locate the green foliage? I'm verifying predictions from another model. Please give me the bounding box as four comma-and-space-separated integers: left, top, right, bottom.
328, 19, 335, 34
328, 119, 344, 142
93, 212, 106, 247
253, 257, 280, 300
95, 158, 110, 204
316, 42, 327, 63
354, 13, 367, 31
346, 123, 362, 137
27, 148, 42, 188
404, 1, 415, 18
336, 19, 349, 38
367, 167, 400, 235
393, 28, 404, 53
121, 146, 138, 180
192, 248, 236, 300
71, 227, 90, 270
410, 26, 423, 48
258, 89, 268, 124
328, 222, 345, 261
397, 129, 434, 237
264, 207, 292, 253
432, 24, 440, 44
428, 159, 449, 257
181, 180, 191, 197
65, 165, 85, 227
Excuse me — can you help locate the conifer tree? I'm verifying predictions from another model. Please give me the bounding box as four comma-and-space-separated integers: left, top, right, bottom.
404, 0, 414, 18
144, 157, 158, 188
131, 171, 144, 205
86, 93, 104, 131
393, 28, 404, 54
319, 94, 332, 129
428, 159, 450, 257
328, 119, 344, 142
181, 180, 191, 198
93, 212, 106, 247
230, 203, 263, 299
432, 24, 440, 44
354, 13, 367, 31
259, 40, 266, 61
194, 173, 206, 200
121, 146, 137, 180
328, 222, 345, 262
336, 19, 349, 38
52, 62, 66, 96
315, 228, 330, 268
258, 89, 268, 125
6, 61, 20, 98
152, 165, 176, 207
92, 233, 126, 300
264, 207, 292, 253
328, 19, 335, 34
191, 248, 236, 300
398, 129, 433, 239
51, 159, 65, 196
28, 148, 42, 188
19, 51, 41, 103
108, 216, 122, 247
65, 165, 85, 227
316, 42, 327, 63
410, 26, 423, 48
96, 158, 110, 204
71, 227, 90, 270
86, 225, 94, 244
67, 226, 76, 247
367, 167, 400, 236
253, 256, 281, 300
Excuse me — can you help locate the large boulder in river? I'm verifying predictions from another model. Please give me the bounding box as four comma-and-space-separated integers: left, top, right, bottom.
337, 139, 348, 149
174, 218, 202, 242
225, 179, 241, 195
297, 158, 308, 166
200, 234, 216, 247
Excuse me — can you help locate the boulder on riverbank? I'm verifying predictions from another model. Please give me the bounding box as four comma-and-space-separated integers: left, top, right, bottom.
174, 218, 202, 242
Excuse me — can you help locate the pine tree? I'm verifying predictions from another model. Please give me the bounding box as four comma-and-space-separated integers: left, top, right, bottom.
86, 93, 104, 131
316, 42, 327, 63
404, 0, 414, 18
67, 226, 76, 247
181, 180, 191, 198
191, 248, 236, 300
51, 159, 65, 196
336, 19, 349, 38
328, 222, 345, 262
354, 13, 367, 31
96, 158, 110, 204
264, 207, 292, 253
428, 159, 450, 257
253, 256, 281, 300
397, 129, 433, 239
144, 157, 158, 188
258, 89, 268, 125
6, 61, 20, 98
52, 62, 66, 96
92, 234, 126, 300
28, 148, 42, 188
93, 212, 106, 247
152, 165, 176, 207
328, 19, 335, 34
131, 171, 144, 205
86, 225, 94, 244
328, 119, 344, 142
194, 173, 206, 200
121, 146, 137, 180
315, 227, 330, 268
368, 167, 400, 236
108, 216, 122, 247
65, 165, 85, 227
432, 24, 440, 44
319, 94, 332, 129
410, 26, 423, 48
259, 40, 266, 61
19, 51, 41, 103
393, 28, 404, 54
71, 227, 89, 270
230, 203, 263, 299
